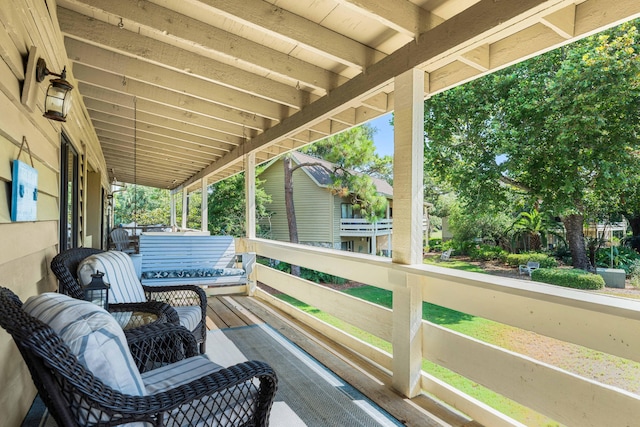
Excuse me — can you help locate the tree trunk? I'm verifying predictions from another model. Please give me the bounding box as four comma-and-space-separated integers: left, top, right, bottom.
529, 232, 542, 251
562, 213, 592, 271
283, 156, 301, 277
627, 214, 640, 236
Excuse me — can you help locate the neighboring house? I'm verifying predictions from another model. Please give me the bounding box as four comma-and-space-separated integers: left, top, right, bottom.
259, 151, 393, 256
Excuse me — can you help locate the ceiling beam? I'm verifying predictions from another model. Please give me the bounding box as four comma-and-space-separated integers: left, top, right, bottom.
72, 63, 273, 131
58, 7, 309, 108
162, 0, 384, 70
65, 38, 297, 121
83, 98, 245, 146
78, 82, 251, 138
334, 0, 432, 37
58, 0, 345, 92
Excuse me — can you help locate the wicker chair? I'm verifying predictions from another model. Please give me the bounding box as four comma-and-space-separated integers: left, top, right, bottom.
0, 287, 277, 427
51, 247, 208, 353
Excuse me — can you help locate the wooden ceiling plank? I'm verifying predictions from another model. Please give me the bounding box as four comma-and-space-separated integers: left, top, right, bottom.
78, 82, 252, 138
541, 4, 576, 39
334, 0, 432, 37
73, 63, 272, 131
361, 92, 389, 113
92, 117, 233, 154
100, 139, 215, 167
59, 0, 343, 92
58, 7, 308, 108
94, 125, 228, 157
89, 111, 236, 151
181, 0, 382, 69
65, 38, 295, 121
459, 44, 490, 72
83, 98, 244, 146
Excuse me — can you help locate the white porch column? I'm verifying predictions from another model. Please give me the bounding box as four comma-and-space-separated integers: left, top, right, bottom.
181, 187, 188, 229
201, 178, 208, 232
170, 192, 176, 229
245, 152, 256, 239
391, 68, 425, 398
392, 68, 424, 265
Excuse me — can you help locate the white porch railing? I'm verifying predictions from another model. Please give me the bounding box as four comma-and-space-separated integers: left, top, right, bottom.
241, 238, 640, 427
340, 218, 393, 236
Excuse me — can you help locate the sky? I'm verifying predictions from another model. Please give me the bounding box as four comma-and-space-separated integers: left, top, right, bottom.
368, 113, 394, 157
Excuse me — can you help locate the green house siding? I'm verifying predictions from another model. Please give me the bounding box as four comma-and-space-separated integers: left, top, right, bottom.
260, 159, 334, 245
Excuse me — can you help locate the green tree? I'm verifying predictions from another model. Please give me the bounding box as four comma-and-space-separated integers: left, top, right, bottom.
207, 172, 271, 237
424, 19, 640, 270
510, 208, 563, 252
113, 185, 170, 226
284, 124, 390, 275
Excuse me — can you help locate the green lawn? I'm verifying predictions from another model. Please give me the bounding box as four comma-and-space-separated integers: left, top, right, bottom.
275, 282, 561, 426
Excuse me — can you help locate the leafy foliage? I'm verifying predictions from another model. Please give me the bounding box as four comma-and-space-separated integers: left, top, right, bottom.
423, 19, 640, 269
595, 246, 640, 273
468, 245, 508, 262
509, 209, 562, 251
531, 268, 605, 290
207, 172, 272, 237
505, 253, 558, 269
300, 124, 390, 222
113, 185, 171, 226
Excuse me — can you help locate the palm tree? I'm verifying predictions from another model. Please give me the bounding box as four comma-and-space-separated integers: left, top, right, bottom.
510, 209, 561, 252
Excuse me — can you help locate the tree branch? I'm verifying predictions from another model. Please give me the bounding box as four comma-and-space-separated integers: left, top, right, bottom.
498, 174, 532, 193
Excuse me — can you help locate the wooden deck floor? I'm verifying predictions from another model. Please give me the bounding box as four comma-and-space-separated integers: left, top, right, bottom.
206, 295, 484, 427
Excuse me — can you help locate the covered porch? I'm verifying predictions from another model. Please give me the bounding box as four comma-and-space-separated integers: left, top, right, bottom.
2, 0, 640, 426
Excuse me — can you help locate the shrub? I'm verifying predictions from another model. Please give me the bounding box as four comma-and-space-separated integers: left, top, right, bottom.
505, 253, 557, 268
628, 259, 640, 288
531, 268, 605, 290
468, 244, 507, 261
428, 238, 443, 252
595, 246, 640, 273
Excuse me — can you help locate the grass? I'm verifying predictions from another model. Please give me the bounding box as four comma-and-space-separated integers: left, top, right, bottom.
272, 256, 640, 425
275, 284, 561, 426
423, 255, 487, 273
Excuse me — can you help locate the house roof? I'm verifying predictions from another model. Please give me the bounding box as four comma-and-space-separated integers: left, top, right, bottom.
290, 152, 394, 198
54, 0, 639, 191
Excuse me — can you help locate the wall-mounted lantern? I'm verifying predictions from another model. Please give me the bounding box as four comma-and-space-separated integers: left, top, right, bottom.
35, 58, 73, 122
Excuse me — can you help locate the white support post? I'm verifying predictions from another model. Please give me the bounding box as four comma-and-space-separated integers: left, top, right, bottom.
245, 152, 256, 239
201, 178, 208, 232
391, 270, 423, 398
181, 188, 188, 230
170, 192, 176, 230
392, 68, 425, 265
391, 68, 425, 398
245, 152, 257, 295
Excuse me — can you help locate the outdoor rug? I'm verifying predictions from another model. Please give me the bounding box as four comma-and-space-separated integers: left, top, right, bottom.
23, 324, 403, 426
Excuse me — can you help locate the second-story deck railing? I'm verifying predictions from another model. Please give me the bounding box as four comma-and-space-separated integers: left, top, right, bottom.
340, 218, 393, 236
240, 238, 640, 427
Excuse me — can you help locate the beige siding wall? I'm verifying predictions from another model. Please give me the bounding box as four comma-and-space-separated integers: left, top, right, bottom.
0, 1, 108, 424
260, 158, 335, 245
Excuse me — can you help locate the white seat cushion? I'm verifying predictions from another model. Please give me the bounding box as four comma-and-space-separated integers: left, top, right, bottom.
142, 355, 222, 394
23, 293, 145, 396
142, 356, 257, 426
174, 306, 203, 332
78, 251, 146, 304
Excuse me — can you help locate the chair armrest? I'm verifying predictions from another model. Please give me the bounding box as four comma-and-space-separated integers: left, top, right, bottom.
125, 323, 199, 373
109, 301, 180, 325
147, 360, 277, 424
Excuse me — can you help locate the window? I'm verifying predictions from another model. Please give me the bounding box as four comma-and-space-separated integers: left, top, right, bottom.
341, 240, 353, 252
60, 136, 79, 250
341, 203, 353, 219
